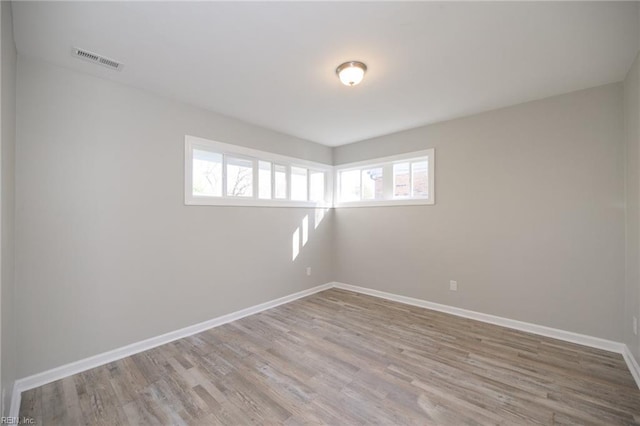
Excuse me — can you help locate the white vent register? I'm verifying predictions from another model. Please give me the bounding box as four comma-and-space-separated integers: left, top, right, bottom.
72, 47, 123, 71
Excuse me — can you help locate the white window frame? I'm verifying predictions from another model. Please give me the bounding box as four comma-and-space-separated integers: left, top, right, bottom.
334, 149, 435, 208
185, 135, 333, 208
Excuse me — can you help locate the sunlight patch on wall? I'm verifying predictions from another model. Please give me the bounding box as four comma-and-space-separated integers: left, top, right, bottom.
302, 216, 309, 247
292, 227, 300, 261
315, 208, 327, 229
293, 209, 329, 262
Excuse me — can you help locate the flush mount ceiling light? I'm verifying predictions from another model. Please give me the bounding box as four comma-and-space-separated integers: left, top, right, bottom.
336, 61, 367, 86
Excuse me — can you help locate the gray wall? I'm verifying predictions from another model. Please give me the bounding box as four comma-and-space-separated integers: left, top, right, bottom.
1, 1, 17, 415
11, 55, 633, 378
333, 84, 625, 341
15, 57, 334, 377
625, 52, 640, 361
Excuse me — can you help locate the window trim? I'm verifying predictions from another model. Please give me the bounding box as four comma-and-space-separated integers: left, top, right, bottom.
185, 135, 332, 208
334, 149, 435, 208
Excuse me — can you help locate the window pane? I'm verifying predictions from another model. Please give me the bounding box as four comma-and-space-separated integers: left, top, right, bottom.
226, 156, 253, 197
393, 163, 410, 198
309, 171, 325, 202
362, 167, 383, 200
258, 161, 272, 199
192, 149, 222, 196
274, 164, 287, 199
291, 167, 308, 201
340, 169, 361, 202
412, 160, 428, 198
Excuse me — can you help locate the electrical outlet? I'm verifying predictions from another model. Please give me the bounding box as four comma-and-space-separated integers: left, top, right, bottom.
449, 280, 458, 291
634, 316, 638, 336
306, 267, 311, 276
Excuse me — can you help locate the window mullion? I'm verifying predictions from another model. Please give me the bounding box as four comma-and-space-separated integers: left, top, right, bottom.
383, 163, 393, 200
410, 162, 414, 198
186, 143, 193, 199
271, 163, 275, 201
222, 154, 228, 197
286, 165, 291, 201
252, 159, 259, 199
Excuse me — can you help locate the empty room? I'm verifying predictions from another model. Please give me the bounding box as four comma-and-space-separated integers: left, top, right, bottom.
1, 0, 640, 424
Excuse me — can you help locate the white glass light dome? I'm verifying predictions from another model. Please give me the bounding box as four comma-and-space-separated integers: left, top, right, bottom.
336, 61, 367, 86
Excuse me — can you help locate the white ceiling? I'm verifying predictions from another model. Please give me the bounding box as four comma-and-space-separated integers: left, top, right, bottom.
11, 1, 639, 147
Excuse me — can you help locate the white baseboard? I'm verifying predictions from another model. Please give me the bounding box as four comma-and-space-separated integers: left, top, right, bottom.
9, 282, 333, 417
333, 282, 640, 389
11, 280, 640, 417
622, 344, 640, 389
9, 383, 19, 420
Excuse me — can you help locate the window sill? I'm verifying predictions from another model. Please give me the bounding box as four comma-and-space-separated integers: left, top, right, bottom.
334, 199, 434, 208
185, 196, 332, 208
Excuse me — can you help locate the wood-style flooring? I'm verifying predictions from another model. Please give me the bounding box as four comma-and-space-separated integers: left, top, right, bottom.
19, 288, 640, 425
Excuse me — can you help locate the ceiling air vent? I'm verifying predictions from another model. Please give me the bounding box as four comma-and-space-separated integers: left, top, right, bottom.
72, 47, 123, 71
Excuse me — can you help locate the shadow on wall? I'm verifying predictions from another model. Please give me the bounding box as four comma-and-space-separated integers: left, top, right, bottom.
293, 208, 329, 261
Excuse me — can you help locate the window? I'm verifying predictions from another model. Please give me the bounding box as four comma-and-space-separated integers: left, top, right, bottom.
185, 136, 332, 207
362, 167, 383, 200
187, 136, 431, 208
335, 149, 434, 207
339, 169, 360, 202
393, 163, 410, 198
226, 156, 253, 197
258, 161, 272, 199
192, 149, 222, 197
291, 167, 308, 201
411, 160, 429, 198
274, 165, 287, 200
309, 171, 325, 202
